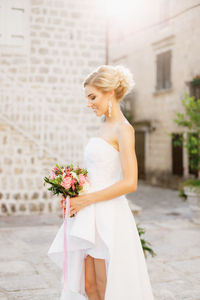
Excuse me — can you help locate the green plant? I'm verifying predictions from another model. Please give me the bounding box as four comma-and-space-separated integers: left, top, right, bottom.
178, 178, 200, 200
191, 74, 200, 86
136, 224, 156, 258
172, 92, 200, 178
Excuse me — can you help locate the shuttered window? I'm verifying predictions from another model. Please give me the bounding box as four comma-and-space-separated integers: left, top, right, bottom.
156, 50, 171, 90
0, 2, 5, 41
0, 0, 28, 47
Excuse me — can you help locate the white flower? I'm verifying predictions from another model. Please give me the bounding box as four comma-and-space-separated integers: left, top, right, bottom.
71, 171, 79, 182
79, 181, 90, 195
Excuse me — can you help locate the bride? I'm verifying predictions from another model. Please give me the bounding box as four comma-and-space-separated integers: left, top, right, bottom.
48, 65, 155, 300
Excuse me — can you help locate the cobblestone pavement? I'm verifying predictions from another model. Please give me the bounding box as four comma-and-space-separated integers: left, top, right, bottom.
0, 180, 199, 300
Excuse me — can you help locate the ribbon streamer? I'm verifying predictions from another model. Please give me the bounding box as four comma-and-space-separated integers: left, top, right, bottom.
62, 195, 70, 291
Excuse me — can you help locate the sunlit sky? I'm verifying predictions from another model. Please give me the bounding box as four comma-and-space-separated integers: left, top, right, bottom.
103, 0, 148, 40
103, 0, 153, 41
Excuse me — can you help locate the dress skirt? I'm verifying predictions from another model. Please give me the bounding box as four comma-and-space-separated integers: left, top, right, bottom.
84, 220, 110, 276
47, 195, 155, 300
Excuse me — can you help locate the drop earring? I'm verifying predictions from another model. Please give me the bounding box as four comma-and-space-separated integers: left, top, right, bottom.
108, 100, 112, 117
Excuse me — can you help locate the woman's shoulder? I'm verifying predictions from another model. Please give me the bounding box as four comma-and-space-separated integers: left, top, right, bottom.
117, 119, 135, 135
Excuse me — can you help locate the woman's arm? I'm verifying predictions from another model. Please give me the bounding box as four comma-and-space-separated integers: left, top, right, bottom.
88, 123, 138, 204
67, 123, 138, 217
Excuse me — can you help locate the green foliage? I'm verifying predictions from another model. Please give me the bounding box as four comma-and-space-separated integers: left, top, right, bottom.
173, 93, 200, 129
191, 75, 200, 87
137, 224, 156, 258
44, 176, 67, 197
172, 92, 200, 176
178, 179, 200, 200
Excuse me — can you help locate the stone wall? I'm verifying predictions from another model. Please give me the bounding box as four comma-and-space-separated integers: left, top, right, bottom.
0, 0, 106, 215
109, 0, 200, 187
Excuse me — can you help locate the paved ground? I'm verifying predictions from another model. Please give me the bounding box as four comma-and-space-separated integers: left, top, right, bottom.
0, 180, 200, 300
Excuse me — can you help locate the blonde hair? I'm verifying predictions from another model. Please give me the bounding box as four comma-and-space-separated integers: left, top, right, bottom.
83, 64, 135, 101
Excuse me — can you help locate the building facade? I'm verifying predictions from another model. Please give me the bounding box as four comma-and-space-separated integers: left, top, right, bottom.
0, 0, 106, 215
109, 0, 200, 188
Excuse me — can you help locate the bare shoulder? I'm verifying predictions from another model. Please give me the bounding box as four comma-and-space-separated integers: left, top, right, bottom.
117, 121, 135, 140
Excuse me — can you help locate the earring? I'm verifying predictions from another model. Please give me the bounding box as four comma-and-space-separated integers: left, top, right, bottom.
108, 100, 112, 117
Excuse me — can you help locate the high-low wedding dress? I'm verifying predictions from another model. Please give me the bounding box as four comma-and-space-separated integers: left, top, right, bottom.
47, 136, 155, 300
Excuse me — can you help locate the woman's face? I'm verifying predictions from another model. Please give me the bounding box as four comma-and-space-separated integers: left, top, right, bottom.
85, 85, 110, 116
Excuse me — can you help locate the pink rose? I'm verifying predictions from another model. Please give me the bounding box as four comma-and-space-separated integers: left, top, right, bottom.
79, 174, 86, 186
52, 167, 59, 172
71, 178, 77, 190
61, 176, 72, 189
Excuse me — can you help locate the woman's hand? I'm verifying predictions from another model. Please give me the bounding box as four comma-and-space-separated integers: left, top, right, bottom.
60, 194, 92, 217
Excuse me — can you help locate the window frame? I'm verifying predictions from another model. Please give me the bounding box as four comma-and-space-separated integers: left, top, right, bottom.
0, 0, 29, 55
156, 49, 172, 91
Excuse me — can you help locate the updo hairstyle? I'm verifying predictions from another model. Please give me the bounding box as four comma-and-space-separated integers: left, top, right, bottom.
83, 64, 135, 101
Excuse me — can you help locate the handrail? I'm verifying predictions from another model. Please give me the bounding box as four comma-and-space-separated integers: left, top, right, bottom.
0, 70, 88, 161
0, 112, 58, 160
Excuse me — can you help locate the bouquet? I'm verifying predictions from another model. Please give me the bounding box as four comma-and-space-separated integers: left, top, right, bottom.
44, 163, 90, 217
44, 163, 90, 291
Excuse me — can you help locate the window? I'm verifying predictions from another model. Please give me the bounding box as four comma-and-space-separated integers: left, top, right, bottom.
156, 50, 171, 90
0, 0, 29, 51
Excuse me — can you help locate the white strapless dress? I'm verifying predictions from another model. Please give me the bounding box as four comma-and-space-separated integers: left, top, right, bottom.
47, 137, 155, 300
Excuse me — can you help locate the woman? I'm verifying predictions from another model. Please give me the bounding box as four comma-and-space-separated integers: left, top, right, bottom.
48, 65, 155, 300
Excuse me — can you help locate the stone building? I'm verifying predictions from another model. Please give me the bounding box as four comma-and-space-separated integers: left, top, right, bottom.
108, 0, 200, 188
0, 0, 106, 215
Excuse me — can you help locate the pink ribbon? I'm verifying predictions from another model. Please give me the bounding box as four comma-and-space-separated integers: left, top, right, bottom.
62, 195, 70, 291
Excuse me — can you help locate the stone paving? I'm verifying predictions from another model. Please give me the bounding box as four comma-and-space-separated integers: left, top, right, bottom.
0, 180, 200, 300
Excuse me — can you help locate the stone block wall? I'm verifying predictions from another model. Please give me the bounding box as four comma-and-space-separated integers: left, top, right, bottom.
0, 0, 106, 215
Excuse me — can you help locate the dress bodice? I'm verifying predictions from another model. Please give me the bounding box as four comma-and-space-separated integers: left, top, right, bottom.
83, 137, 123, 190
